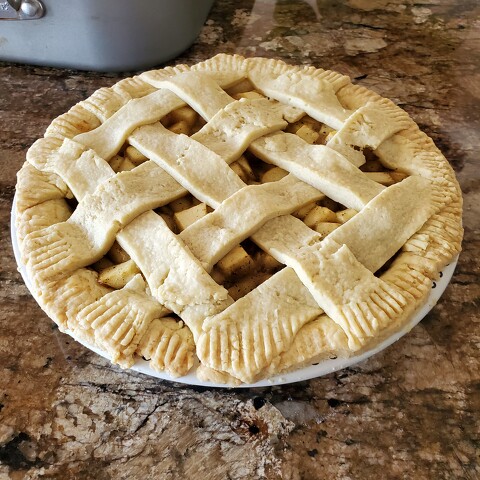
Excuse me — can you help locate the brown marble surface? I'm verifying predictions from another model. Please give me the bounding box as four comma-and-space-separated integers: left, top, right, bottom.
1, 1, 479, 478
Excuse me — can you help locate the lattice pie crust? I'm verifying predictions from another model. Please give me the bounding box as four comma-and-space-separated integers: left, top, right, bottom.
15, 54, 462, 384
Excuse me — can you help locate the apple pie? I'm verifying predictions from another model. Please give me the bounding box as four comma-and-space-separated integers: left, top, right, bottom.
15, 54, 463, 384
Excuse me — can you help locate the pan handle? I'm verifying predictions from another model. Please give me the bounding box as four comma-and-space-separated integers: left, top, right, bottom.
0, 0, 44, 20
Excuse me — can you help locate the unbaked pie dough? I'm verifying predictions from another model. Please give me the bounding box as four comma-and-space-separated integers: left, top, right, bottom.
15, 54, 463, 384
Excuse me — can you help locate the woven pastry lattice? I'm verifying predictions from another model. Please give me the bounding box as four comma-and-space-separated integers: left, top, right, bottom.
15, 55, 462, 384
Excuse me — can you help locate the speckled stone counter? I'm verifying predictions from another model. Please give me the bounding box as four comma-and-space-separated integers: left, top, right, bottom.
1, 1, 479, 479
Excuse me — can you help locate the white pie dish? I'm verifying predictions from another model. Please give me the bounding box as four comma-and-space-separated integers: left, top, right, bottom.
11, 198, 458, 388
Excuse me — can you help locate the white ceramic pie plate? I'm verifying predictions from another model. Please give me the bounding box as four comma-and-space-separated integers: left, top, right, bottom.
11, 200, 458, 388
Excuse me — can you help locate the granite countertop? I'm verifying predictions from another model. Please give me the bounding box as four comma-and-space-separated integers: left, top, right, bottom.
0, 1, 479, 478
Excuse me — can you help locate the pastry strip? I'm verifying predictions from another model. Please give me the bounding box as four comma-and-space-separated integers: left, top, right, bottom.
77, 274, 172, 367
129, 123, 245, 208
39, 269, 110, 332
15, 161, 71, 214
376, 126, 459, 196
156, 71, 235, 121
197, 268, 323, 383
190, 98, 288, 162
248, 69, 351, 130
326, 102, 412, 167
180, 174, 323, 271
250, 131, 384, 210
265, 315, 350, 376
23, 162, 185, 284
27, 138, 113, 201
75, 89, 185, 160
116, 211, 233, 340
328, 176, 447, 272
